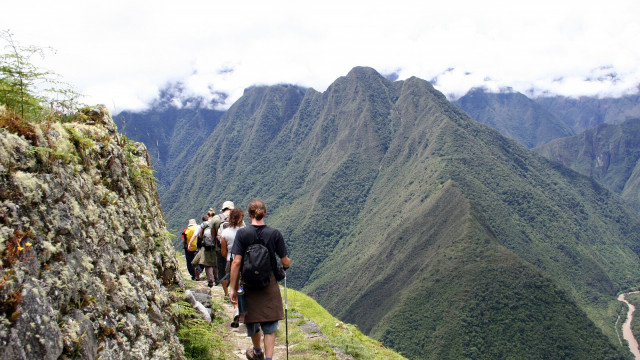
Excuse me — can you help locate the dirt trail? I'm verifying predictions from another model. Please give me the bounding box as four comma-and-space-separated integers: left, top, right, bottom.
618, 292, 640, 360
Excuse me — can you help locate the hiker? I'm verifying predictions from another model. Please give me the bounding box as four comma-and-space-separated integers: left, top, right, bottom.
229, 199, 290, 360
211, 201, 234, 298
220, 207, 245, 327
193, 212, 210, 280
182, 219, 199, 280
195, 214, 218, 287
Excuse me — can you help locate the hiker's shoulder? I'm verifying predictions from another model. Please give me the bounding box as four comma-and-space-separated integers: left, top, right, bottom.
262, 225, 283, 238
235, 225, 253, 237
210, 214, 222, 226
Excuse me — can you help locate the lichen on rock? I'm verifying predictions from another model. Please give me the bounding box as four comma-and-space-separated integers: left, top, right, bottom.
0, 106, 185, 359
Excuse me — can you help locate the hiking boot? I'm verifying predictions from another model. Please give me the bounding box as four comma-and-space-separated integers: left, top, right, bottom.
230, 308, 240, 328
245, 347, 264, 360
208, 281, 214, 287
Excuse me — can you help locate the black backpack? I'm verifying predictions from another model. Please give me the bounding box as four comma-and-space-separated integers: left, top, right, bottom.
241, 227, 274, 289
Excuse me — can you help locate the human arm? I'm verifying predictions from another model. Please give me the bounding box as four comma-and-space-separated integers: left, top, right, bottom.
273, 229, 290, 269
228, 255, 242, 305
220, 236, 228, 258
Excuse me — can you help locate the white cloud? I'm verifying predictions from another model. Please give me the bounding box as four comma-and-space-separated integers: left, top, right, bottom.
2, 0, 639, 113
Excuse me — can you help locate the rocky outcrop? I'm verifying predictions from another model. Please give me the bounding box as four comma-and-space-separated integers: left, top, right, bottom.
0, 106, 185, 359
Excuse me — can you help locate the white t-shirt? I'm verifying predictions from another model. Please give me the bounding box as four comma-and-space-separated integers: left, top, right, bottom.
221, 226, 243, 261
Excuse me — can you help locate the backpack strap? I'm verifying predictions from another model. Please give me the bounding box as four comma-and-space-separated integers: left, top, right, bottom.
251, 225, 266, 246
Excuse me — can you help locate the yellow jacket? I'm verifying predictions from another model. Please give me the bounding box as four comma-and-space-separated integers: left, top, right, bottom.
184, 225, 198, 251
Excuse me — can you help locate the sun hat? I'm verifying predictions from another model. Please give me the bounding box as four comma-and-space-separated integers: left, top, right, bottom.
221, 201, 235, 211
188, 219, 197, 226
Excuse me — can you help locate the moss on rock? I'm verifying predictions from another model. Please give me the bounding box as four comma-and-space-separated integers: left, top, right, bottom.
0, 106, 185, 359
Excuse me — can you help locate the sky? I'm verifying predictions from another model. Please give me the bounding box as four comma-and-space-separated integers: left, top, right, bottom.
2, 0, 639, 114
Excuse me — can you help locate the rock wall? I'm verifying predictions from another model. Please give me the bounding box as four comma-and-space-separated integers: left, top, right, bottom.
0, 106, 185, 359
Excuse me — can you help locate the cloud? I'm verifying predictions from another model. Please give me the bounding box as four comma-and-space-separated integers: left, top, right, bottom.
2, 0, 639, 113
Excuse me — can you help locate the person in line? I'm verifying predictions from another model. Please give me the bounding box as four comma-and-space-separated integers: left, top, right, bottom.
190, 215, 216, 287
195, 214, 218, 287
220, 207, 245, 327
229, 199, 290, 360
195, 211, 214, 280
212, 201, 234, 298
181, 219, 199, 280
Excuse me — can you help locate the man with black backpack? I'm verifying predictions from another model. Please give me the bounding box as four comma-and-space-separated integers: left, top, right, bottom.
229, 199, 290, 360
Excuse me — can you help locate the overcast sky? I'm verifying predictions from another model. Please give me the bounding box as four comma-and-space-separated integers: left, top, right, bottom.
2, 0, 639, 113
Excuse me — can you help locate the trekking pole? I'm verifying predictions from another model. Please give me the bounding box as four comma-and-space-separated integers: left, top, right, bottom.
284, 273, 289, 360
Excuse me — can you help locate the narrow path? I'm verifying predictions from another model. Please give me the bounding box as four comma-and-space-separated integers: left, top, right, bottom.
618, 292, 640, 360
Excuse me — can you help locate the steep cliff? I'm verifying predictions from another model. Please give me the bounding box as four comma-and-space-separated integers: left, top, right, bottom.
0, 106, 185, 359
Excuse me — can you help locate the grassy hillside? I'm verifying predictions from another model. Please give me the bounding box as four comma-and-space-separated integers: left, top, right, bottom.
161, 67, 640, 359
282, 286, 407, 359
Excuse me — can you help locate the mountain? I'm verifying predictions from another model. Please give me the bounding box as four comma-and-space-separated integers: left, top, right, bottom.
535, 94, 640, 134
454, 88, 574, 148
113, 103, 223, 195
535, 117, 640, 211
161, 67, 640, 359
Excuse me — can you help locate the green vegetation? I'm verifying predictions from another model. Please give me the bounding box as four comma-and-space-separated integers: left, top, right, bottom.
0, 30, 81, 120
123, 137, 157, 191
282, 286, 406, 359
169, 292, 229, 360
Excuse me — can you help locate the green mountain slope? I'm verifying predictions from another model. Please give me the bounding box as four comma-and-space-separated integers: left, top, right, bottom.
162, 67, 640, 359
535, 118, 640, 211
454, 88, 574, 148
535, 94, 640, 134
113, 106, 223, 195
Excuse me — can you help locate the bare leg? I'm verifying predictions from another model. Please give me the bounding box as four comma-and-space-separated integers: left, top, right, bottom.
221, 279, 229, 297
263, 332, 275, 359
251, 331, 262, 350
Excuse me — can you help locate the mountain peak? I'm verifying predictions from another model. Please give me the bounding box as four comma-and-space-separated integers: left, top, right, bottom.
345, 66, 383, 79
